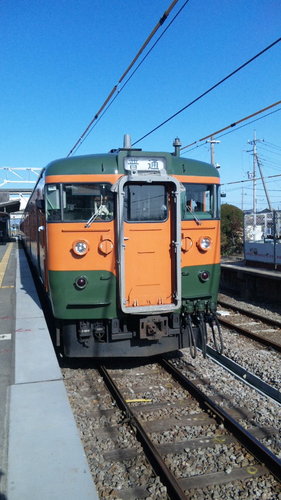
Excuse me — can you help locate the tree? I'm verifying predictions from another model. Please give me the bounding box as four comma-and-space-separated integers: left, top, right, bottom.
221, 203, 243, 256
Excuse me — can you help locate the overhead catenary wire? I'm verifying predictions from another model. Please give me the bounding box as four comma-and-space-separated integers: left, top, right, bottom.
67, 0, 181, 157
70, 0, 191, 154
132, 37, 281, 146
186, 106, 281, 154
181, 100, 281, 152
221, 173, 281, 186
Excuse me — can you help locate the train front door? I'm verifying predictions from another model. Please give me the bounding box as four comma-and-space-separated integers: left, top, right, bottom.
115, 174, 182, 315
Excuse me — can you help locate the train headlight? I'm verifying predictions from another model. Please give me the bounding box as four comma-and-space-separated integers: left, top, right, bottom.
74, 276, 88, 289
199, 270, 210, 282
197, 236, 212, 252
72, 240, 89, 256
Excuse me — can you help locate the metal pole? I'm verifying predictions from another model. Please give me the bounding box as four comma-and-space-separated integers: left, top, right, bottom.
207, 137, 220, 166
248, 132, 258, 235
253, 131, 257, 216
256, 156, 273, 211
273, 210, 277, 269
211, 137, 215, 165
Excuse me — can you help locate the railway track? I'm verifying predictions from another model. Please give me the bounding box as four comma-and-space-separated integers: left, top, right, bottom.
63, 359, 281, 499
217, 297, 281, 352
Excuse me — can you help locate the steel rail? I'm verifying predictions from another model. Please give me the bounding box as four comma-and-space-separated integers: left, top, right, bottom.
161, 358, 281, 483
218, 315, 281, 352
98, 364, 188, 500
206, 346, 281, 404
218, 299, 281, 328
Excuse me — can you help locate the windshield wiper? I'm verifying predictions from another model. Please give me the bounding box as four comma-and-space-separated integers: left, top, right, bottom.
186, 206, 202, 225
84, 205, 103, 228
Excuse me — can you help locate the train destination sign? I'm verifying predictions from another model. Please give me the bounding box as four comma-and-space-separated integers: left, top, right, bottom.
124, 157, 166, 173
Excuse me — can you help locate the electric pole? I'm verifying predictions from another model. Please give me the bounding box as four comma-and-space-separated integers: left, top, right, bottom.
207, 136, 220, 166
241, 187, 247, 211
248, 131, 259, 214
248, 131, 272, 212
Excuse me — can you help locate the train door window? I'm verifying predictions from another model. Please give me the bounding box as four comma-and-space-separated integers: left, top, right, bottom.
62, 183, 113, 222
46, 184, 61, 221
182, 184, 218, 220
124, 184, 167, 222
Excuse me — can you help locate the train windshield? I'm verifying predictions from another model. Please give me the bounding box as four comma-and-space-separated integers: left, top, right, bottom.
124, 183, 168, 222
45, 183, 114, 222
181, 183, 219, 220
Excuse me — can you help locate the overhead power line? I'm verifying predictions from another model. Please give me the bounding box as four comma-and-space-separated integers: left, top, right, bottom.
185, 106, 281, 156
132, 37, 281, 146
70, 0, 191, 154
262, 140, 281, 152
181, 99, 281, 152
221, 173, 281, 186
259, 144, 281, 157
67, 0, 181, 157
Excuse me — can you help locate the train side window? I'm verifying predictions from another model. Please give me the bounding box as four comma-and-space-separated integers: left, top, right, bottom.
124, 184, 167, 222
182, 184, 217, 220
46, 184, 61, 221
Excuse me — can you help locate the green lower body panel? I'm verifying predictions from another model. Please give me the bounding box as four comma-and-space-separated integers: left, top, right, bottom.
48, 265, 221, 358
48, 270, 117, 320
49, 264, 220, 320
181, 263, 220, 306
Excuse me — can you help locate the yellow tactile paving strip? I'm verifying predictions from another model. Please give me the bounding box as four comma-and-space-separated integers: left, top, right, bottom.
0, 242, 14, 287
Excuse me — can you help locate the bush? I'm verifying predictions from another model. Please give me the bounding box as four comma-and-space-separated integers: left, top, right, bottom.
221, 203, 243, 256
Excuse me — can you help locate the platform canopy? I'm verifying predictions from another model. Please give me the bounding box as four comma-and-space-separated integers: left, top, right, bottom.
0, 199, 21, 214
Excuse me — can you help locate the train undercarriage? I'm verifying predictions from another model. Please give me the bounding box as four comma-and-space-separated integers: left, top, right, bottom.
57, 310, 223, 358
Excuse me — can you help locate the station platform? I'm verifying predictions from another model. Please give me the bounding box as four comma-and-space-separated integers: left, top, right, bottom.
0, 240, 98, 499
221, 258, 281, 303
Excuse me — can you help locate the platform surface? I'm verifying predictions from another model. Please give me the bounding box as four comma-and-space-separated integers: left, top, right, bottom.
0, 241, 98, 499
221, 258, 281, 280
9, 380, 94, 499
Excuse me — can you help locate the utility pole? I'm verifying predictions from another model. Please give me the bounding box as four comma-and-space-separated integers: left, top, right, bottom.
256, 155, 272, 211
247, 131, 273, 243
248, 131, 272, 212
241, 187, 247, 211
247, 131, 260, 236
248, 131, 259, 214
207, 136, 220, 166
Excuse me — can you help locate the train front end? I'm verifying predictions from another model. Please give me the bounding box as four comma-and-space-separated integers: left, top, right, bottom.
44, 143, 221, 357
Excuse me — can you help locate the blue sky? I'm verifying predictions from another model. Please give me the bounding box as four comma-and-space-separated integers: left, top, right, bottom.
1, 0, 281, 210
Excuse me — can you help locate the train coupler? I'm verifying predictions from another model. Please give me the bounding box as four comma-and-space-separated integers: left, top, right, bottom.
140, 316, 168, 340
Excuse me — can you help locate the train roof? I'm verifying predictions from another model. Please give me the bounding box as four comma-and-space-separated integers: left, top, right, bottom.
45, 150, 220, 179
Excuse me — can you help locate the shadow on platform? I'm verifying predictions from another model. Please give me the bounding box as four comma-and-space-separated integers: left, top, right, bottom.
0, 469, 7, 500
18, 246, 42, 309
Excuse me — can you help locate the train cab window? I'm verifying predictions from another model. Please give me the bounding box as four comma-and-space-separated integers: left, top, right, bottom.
62, 183, 113, 222
46, 184, 61, 221
182, 184, 218, 220
124, 184, 167, 222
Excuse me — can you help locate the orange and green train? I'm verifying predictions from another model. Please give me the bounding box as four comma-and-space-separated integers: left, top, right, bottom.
20, 138, 223, 358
